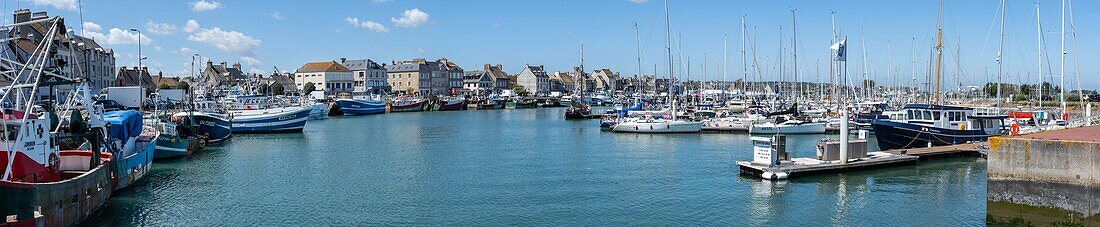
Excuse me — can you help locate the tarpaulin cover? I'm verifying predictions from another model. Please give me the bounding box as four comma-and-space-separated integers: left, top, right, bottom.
103, 110, 142, 142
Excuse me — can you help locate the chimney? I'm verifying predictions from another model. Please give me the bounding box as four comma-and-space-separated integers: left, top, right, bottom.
484, 64, 490, 71
13, 9, 30, 24
220, 62, 227, 69
30, 11, 47, 20
233, 62, 241, 69
340, 58, 347, 63
206, 60, 214, 68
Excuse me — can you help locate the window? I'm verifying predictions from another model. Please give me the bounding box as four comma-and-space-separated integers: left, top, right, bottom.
933, 111, 941, 120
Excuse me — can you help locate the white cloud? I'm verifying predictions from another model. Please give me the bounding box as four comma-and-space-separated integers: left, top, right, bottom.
183, 20, 201, 33
82, 21, 102, 32
83, 27, 152, 45
416, 48, 424, 53
345, 17, 388, 33
190, 0, 221, 12
391, 8, 429, 28
22, 0, 78, 11
184, 20, 262, 56
372, 0, 392, 3
270, 12, 284, 20
154, 46, 163, 52
239, 56, 261, 66
491, 23, 500, 29
629, 0, 648, 3
173, 47, 196, 55
145, 21, 177, 35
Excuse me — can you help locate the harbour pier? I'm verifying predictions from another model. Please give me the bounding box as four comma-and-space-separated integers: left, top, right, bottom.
987, 125, 1100, 219
739, 140, 985, 180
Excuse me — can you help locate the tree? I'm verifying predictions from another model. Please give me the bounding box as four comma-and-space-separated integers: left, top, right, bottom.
271, 83, 285, 95
176, 81, 190, 90
159, 83, 171, 90
303, 82, 317, 95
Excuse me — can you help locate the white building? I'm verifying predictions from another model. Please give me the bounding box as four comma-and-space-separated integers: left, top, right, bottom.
294, 61, 354, 96
516, 64, 549, 96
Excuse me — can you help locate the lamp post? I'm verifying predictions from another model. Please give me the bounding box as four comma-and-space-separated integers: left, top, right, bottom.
129, 28, 143, 111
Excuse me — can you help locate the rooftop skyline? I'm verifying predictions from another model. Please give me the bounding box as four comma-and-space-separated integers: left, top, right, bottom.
14, 0, 1099, 90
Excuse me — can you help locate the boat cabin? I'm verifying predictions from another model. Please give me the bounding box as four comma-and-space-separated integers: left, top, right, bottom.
900, 104, 1007, 133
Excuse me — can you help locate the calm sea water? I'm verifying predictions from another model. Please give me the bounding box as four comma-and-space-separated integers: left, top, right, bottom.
86, 108, 985, 226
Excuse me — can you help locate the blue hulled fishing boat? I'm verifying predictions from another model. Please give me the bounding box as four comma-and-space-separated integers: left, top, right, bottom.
335, 98, 386, 115
230, 106, 313, 133
103, 110, 157, 190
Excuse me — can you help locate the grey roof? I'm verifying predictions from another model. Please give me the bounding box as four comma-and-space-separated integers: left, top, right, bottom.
463, 71, 488, 82
341, 59, 384, 71
385, 62, 425, 72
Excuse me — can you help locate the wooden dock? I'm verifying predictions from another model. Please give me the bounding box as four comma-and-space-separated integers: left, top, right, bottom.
739, 142, 987, 180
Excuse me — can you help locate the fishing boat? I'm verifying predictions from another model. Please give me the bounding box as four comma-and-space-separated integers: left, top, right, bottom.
389, 98, 426, 112
103, 110, 157, 190
335, 98, 386, 115
433, 97, 467, 111
0, 15, 115, 225
230, 106, 313, 133
871, 104, 1008, 150
516, 98, 538, 109
172, 110, 232, 144
150, 119, 206, 159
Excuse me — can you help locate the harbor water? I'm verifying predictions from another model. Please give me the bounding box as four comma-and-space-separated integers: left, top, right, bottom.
87, 108, 985, 226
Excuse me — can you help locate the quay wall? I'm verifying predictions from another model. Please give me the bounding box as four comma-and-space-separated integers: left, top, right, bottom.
987, 136, 1100, 216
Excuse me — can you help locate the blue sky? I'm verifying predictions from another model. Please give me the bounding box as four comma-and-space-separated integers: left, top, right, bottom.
12, 0, 1099, 90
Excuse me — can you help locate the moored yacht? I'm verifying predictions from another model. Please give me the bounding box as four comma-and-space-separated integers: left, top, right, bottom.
871, 104, 1008, 150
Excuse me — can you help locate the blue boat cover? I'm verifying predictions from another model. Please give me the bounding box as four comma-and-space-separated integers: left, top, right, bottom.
103, 110, 143, 142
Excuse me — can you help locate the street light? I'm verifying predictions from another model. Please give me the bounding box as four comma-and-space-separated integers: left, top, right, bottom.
130, 28, 142, 111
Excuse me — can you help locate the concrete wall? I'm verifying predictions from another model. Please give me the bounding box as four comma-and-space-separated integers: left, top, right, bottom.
987, 136, 1100, 216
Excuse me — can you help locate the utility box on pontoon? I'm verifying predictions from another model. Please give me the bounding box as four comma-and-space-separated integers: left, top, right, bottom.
816, 139, 868, 161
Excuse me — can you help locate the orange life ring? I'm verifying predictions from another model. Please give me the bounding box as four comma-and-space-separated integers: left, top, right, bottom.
1010, 123, 1020, 136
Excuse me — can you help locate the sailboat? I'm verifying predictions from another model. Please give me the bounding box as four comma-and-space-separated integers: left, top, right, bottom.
871, 0, 1009, 150
612, 0, 702, 133
564, 43, 595, 120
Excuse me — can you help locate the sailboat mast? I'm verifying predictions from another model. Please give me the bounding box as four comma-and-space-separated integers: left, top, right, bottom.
792, 9, 800, 105
996, 0, 1006, 104
1060, 0, 1066, 118
933, 0, 944, 105
1037, 4, 1043, 110
664, 0, 675, 121
634, 22, 642, 80
741, 16, 748, 95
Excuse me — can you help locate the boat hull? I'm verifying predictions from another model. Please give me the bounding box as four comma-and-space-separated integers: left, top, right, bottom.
231, 107, 312, 133
870, 119, 993, 150
434, 100, 467, 111
335, 99, 386, 115
175, 111, 233, 144
612, 121, 703, 133
0, 151, 113, 227
114, 136, 156, 190
748, 122, 827, 134
154, 134, 192, 159
389, 100, 426, 112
